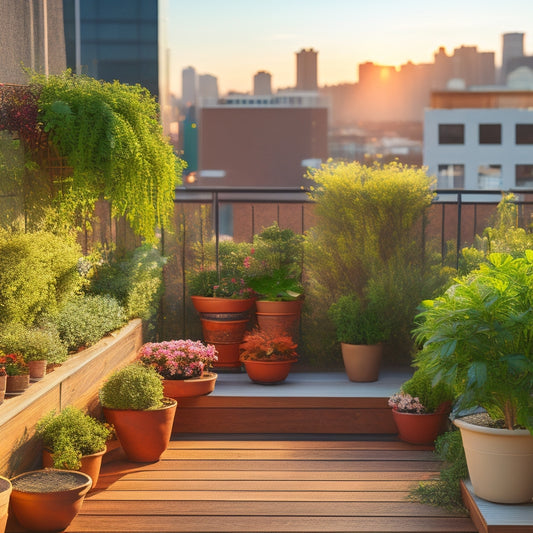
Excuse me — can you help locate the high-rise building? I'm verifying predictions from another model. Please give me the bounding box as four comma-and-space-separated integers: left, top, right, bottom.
198, 74, 219, 102
0, 0, 66, 84
63, 0, 161, 98
253, 71, 272, 95
502, 32, 525, 82
296, 48, 318, 91
181, 66, 197, 106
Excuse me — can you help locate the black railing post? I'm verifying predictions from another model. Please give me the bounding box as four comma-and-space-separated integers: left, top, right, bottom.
456, 192, 462, 270
213, 191, 220, 278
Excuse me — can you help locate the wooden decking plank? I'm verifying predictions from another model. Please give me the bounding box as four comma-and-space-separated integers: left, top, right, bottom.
66, 515, 477, 532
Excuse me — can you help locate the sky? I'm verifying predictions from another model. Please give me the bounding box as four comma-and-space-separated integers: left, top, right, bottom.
166, 0, 533, 97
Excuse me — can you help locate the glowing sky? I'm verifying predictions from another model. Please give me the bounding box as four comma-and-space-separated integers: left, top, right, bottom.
166, 0, 533, 96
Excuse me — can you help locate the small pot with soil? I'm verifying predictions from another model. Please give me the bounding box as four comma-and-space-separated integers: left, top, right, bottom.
10, 469, 92, 532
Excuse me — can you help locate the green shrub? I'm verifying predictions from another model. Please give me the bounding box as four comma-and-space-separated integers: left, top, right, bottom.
53, 294, 127, 351
0, 230, 81, 325
99, 363, 164, 410
400, 368, 455, 414
88, 244, 166, 335
0, 322, 68, 363
36, 406, 111, 470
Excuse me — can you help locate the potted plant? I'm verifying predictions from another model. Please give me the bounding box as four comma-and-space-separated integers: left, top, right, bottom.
239, 328, 299, 384
388, 368, 455, 445
187, 240, 255, 368
9, 469, 92, 532
247, 223, 305, 339
0, 475, 11, 533
36, 406, 112, 489
328, 293, 389, 382
414, 252, 533, 503
0, 351, 29, 394
139, 339, 218, 398
99, 363, 177, 462
0, 323, 68, 381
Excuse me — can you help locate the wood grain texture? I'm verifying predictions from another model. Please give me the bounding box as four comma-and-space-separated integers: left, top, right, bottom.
35, 437, 477, 533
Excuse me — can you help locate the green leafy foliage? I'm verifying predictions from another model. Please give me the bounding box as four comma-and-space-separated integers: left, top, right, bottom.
53, 294, 127, 351
0, 322, 67, 363
328, 293, 389, 345
409, 429, 468, 512
414, 252, 533, 431
400, 368, 455, 414
36, 406, 111, 470
304, 161, 448, 363
99, 363, 164, 410
0, 230, 81, 325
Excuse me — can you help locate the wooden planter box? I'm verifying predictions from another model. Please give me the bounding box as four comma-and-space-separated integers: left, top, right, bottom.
0, 319, 143, 477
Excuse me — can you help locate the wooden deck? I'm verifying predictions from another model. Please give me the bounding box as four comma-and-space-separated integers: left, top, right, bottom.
57, 436, 476, 533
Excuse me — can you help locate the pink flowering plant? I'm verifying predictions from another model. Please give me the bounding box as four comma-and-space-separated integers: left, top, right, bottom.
138, 340, 218, 380
388, 392, 426, 414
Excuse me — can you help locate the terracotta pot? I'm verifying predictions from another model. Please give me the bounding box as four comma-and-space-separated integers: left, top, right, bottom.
0, 374, 5, 392
103, 398, 177, 462
42, 446, 107, 490
341, 343, 382, 382
200, 317, 249, 344
9, 469, 91, 532
242, 359, 297, 384
212, 343, 242, 369
255, 300, 302, 339
28, 359, 47, 381
392, 409, 450, 445
191, 296, 255, 314
454, 417, 533, 504
5, 374, 30, 394
0, 476, 12, 533
163, 372, 217, 398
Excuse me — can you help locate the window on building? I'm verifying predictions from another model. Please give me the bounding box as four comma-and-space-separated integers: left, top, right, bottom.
516, 164, 533, 187
477, 165, 502, 189
437, 164, 464, 188
516, 124, 533, 144
479, 124, 501, 144
438, 124, 464, 144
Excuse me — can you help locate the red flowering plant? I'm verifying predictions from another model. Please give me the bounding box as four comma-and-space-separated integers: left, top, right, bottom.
240, 329, 298, 362
0, 352, 29, 376
138, 340, 218, 380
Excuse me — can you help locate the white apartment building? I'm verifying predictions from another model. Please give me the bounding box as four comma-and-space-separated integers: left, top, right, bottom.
424, 91, 533, 190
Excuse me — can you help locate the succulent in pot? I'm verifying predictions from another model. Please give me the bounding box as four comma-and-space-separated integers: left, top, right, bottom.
413, 252, 533, 503
99, 363, 177, 462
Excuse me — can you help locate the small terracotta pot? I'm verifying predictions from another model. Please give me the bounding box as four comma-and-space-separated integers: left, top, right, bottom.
163, 372, 217, 398
211, 342, 242, 369
28, 359, 47, 381
5, 374, 30, 394
242, 359, 297, 384
341, 343, 382, 382
42, 446, 107, 490
103, 398, 177, 462
9, 469, 91, 532
392, 409, 450, 445
200, 317, 249, 344
256, 300, 302, 339
191, 296, 255, 314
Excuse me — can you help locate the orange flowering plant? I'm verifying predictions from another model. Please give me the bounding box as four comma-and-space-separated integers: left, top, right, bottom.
0, 352, 28, 376
239, 329, 298, 362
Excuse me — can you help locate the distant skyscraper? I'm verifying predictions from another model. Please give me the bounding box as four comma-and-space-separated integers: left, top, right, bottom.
502, 32, 525, 82
296, 48, 318, 91
198, 74, 219, 102
253, 71, 272, 95
182, 66, 197, 106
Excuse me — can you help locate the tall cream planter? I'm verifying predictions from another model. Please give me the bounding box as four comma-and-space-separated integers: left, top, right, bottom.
454, 418, 533, 504
341, 343, 382, 382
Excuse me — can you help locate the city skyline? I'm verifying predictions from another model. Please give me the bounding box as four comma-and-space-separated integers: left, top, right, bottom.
167, 0, 533, 97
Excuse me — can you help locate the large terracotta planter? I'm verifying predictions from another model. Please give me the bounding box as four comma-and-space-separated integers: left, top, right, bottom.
242, 359, 297, 384
341, 343, 382, 382
163, 372, 217, 398
0, 476, 11, 533
255, 300, 302, 339
42, 446, 107, 490
392, 409, 450, 445
28, 359, 47, 381
192, 296, 255, 369
103, 398, 177, 462
454, 417, 533, 504
9, 469, 92, 532
5, 374, 30, 394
